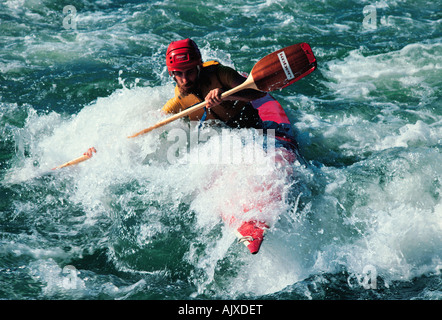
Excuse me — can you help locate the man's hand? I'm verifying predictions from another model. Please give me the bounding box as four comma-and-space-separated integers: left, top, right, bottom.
205, 88, 224, 109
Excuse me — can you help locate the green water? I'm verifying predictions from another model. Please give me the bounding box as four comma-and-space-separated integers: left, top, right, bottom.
0, 0, 441, 303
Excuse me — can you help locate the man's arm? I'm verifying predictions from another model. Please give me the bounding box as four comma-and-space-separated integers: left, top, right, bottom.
205, 66, 266, 109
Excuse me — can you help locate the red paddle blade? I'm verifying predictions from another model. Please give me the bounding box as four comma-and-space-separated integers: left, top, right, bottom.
251, 43, 317, 92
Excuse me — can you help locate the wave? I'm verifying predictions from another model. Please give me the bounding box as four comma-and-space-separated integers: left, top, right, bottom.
323, 42, 442, 103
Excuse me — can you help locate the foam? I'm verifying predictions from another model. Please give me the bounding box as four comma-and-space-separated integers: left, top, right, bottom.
323, 42, 442, 101
307, 146, 442, 285
378, 120, 441, 150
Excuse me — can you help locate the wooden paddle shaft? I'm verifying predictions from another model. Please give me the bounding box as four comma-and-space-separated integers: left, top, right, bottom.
127, 76, 258, 138
52, 154, 91, 170
52, 147, 97, 170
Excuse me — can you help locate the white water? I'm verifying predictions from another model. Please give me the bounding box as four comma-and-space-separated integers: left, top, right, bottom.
1, 0, 441, 299
6, 72, 441, 298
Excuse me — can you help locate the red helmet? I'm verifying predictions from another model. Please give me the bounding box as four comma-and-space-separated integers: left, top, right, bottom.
166, 38, 202, 73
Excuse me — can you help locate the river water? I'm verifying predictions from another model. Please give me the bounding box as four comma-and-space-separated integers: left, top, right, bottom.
0, 0, 441, 301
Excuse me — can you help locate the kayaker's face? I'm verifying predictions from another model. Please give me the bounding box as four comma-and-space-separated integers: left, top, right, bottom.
173, 67, 198, 93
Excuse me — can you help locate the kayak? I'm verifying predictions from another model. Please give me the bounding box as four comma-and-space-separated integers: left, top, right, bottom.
224, 93, 300, 254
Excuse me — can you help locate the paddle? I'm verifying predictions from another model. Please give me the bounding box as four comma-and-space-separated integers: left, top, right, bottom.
15, 147, 97, 182
51, 147, 97, 170
127, 42, 317, 138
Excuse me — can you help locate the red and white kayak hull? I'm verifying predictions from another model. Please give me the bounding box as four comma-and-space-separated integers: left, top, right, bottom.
235, 220, 269, 254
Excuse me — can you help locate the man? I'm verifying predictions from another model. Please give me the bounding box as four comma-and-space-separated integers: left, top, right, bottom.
162, 38, 266, 129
